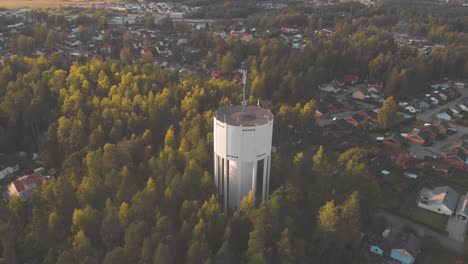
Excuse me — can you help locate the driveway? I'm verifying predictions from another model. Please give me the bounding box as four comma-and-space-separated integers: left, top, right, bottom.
376, 210, 464, 254
446, 216, 467, 243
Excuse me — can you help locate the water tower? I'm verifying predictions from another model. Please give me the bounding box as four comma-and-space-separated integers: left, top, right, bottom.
213, 103, 274, 211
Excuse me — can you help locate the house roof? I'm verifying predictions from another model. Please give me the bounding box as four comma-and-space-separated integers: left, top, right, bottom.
408, 129, 430, 140
446, 149, 468, 163
456, 193, 468, 217
11, 173, 41, 193
344, 74, 359, 82
396, 233, 421, 258
383, 133, 404, 145
372, 227, 421, 258
419, 125, 440, 135
348, 113, 365, 123
434, 160, 452, 172
363, 109, 378, 120
451, 140, 468, 152
433, 120, 450, 130
420, 186, 459, 213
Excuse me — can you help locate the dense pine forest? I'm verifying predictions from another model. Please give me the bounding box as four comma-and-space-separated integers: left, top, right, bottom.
0, 1, 467, 263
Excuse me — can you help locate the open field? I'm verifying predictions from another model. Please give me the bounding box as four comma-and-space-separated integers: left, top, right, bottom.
0, 0, 118, 9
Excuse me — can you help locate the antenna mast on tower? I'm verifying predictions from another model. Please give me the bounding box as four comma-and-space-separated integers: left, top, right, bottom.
242, 69, 247, 106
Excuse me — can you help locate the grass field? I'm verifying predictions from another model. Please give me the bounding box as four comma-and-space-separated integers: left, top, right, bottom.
0, 0, 117, 9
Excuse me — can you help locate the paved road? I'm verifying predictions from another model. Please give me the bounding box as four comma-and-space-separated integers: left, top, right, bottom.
376, 210, 464, 254
447, 216, 467, 243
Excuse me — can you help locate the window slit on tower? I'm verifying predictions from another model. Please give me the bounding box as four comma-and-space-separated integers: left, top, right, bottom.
256, 158, 264, 202
226, 160, 229, 207
221, 158, 224, 198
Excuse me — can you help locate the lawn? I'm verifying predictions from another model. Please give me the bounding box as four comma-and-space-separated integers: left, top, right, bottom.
0, 0, 118, 9
399, 201, 448, 234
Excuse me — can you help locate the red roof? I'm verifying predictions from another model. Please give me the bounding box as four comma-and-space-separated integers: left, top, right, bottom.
368, 83, 383, 92
12, 173, 41, 193
344, 74, 359, 82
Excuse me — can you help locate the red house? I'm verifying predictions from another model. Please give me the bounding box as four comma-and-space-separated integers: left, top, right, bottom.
367, 83, 383, 93
211, 70, 224, 79
383, 134, 405, 148
345, 113, 366, 126
445, 150, 468, 169
7, 173, 42, 200
344, 74, 359, 84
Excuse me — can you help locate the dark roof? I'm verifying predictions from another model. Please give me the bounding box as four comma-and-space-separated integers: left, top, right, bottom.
451, 139, 468, 152
383, 133, 404, 144
325, 119, 353, 131
372, 226, 421, 257
214, 105, 274, 126
435, 160, 452, 171
408, 129, 430, 140
433, 120, 450, 129
399, 233, 422, 257
419, 125, 440, 135
446, 149, 468, 162
350, 113, 365, 123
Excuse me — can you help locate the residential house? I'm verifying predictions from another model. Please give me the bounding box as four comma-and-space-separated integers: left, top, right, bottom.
382, 133, 405, 148
456, 193, 468, 221
438, 108, 463, 120
367, 83, 383, 93
432, 120, 452, 135
210, 70, 224, 79
361, 109, 378, 123
423, 156, 453, 176
433, 160, 453, 176
328, 102, 346, 114
458, 102, 468, 113
319, 82, 342, 93
7, 173, 42, 200
444, 88, 458, 98
405, 129, 431, 145
343, 73, 359, 84
352, 89, 368, 101
438, 92, 448, 101
0, 164, 19, 181
444, 149, 468, 169
323, 119, 353, 136
315, 107, 329, 118
438, 109, 452, 121
418, 186, 459, 216
404, 105, 418, 113
370, 227, 421, 264
345, 113, 366, 127
419, 126, 442, 140
450, 137, 468, 154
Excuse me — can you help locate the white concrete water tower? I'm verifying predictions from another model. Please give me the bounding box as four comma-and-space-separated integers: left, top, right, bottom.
213, 104, 274, 211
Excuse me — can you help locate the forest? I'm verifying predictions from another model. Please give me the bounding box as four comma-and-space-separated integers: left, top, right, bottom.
0, 1, 467, 263
0, 55, 375, 264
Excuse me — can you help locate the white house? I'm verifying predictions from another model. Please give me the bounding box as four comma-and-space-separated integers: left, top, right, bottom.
418, 186, 459, 216
0, 164, 19, 181
319, 82, 342, 93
